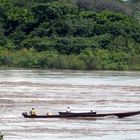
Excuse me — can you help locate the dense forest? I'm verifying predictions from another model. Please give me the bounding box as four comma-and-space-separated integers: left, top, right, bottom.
0, 0, 140, 70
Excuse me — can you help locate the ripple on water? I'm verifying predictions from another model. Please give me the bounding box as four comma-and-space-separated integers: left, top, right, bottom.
0, 70, 140, 140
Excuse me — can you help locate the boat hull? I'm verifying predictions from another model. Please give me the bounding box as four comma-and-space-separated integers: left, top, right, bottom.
58, 111, 96, 116
22, 111, 140, 119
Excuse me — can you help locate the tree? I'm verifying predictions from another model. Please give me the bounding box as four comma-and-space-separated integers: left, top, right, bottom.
32, 1, 78, 21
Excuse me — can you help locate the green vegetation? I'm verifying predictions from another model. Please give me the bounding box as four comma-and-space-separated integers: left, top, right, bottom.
0, 0, 140, 70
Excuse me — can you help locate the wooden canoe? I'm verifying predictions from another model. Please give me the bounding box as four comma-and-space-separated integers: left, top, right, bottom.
22, 111, 140, 119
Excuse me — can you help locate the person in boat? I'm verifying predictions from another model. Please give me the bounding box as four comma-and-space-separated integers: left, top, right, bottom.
66, 107, 71, 112
29, 108, 36, 116
0, 132, 4, 140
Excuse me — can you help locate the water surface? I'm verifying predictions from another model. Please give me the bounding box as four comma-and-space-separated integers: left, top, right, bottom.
0, 70, 140, 140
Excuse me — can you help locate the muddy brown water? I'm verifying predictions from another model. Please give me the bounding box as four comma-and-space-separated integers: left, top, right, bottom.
0, 70, 140, 140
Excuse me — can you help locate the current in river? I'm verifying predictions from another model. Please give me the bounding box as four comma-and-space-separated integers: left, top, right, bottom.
0, 70, 140, 140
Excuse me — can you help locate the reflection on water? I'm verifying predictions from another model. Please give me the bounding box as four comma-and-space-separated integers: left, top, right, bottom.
0, 70, 140, 140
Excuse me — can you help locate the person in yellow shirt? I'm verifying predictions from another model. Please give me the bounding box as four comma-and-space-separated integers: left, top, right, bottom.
29, 108, 36, 116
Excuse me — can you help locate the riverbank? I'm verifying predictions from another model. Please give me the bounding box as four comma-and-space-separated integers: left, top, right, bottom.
0, 1, 140, 71
0, 49, 140, 71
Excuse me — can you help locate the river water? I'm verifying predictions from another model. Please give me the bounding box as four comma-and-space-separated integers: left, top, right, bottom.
0, 70, 140, 140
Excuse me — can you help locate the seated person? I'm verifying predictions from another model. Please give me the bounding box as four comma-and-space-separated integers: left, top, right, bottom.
29, 108, 36, 116
66, 107, 71, 112
0, 133, 3, 140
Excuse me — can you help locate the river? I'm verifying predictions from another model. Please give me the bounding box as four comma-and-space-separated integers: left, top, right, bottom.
0, 70, 140, 140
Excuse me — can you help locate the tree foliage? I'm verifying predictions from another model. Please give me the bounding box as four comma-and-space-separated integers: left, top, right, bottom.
0, 0, 140, 70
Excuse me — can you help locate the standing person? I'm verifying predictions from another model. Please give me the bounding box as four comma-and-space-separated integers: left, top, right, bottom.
29, 108, 36, 116
66, 107, 71, 112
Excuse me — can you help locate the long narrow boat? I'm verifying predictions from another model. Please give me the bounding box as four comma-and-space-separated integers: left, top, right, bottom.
58, 111, 96, 116
22, 110, 140, 119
